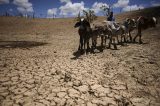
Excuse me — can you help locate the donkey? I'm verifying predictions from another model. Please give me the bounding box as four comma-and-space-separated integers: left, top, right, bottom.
133, 16, 158, 44
103, 21, 125, 49
74, 18, 91, 53
90, 23, 113, 50
99, 24, 112, 47
91, 25, 105, 49
125, 18, 136, 42
119, 18, 136, 43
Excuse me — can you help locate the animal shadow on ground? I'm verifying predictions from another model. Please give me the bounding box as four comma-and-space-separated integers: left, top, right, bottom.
71, 50, 85, 60
0, 41, 48, 49
71, 45, 119, 60
117, 42, 128, 46
132, 41, 149, 45
91, 45, 120, 52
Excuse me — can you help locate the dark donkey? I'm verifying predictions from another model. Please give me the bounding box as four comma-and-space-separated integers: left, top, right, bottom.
133, 16, 158, 44
74, 18, 91, 53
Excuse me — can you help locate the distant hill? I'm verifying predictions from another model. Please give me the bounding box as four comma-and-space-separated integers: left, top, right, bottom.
97, 6, 160, 22
0, 6, 159, 35
115, 6, 160, 21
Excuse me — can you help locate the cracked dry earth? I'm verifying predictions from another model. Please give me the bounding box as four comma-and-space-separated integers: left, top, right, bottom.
0, 19, 160, 106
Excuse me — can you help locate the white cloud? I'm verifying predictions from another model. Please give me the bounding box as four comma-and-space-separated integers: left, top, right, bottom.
122, 5, 144, 11
60, 0, 71, 3
59, 1, 86, 16
13, 0, 33, 14
91, 2, 109, 14
0, 0, 9, 4
47, 8, 57, 18
114, 0, 129, 8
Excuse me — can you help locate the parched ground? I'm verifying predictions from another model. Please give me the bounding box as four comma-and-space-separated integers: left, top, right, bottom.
0, 9, 160, 106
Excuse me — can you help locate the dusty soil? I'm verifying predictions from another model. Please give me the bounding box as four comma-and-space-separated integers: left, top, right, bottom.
0, 8, 160, 106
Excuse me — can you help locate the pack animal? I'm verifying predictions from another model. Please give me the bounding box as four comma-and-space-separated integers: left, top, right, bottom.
133, 16, 158, 43
74, 18, 91, 53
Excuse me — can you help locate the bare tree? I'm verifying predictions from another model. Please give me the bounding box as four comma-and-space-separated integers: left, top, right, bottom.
5, 11, 10, 17
83, 9, 97, 23
120, 8, 122, 13
100, 5, 111, 16
33, 12, 35, 19
75, 9, 97, 23
75, 12, 82, 21
53, 13, 56, 19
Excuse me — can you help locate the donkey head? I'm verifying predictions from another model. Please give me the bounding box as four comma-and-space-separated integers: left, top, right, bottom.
143, 17, 158, 28
126, 18, 136, 28
74, 18, 85, 28
151, 17, 157, 27
74, 18, 90, 29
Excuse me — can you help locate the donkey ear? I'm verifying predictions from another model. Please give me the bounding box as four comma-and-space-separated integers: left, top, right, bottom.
152, 17, 157, 24
128, 20, 131, 24
74, 22, 81, 28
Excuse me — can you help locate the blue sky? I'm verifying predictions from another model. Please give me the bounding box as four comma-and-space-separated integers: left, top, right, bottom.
0, 0, 160, 18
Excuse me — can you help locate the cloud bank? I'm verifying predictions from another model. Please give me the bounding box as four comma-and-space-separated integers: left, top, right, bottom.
113, 0, 144, 12
1, 0, 146, 17
59, 1, 86, 16
13, 0, 34, 14
113, 0, 129, 8
60, 0, 71, 3
92, 2, 109, 14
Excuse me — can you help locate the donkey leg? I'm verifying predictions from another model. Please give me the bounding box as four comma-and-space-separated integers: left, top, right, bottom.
134, 28, 141, 43
113, 37, 117, 50
92, 36, 96, 49
120, 35, 123, 43
84, 38, 86, 53
101, 36, 104, 47
124, 34, 127, 43
84, 36, 89, 54
139, 34, 143, 44
80, 36, 84, 50
78, 38, 81, 50
91, 38, 94, 49
129, 32, 132, 42
117, 35, 119, 44
78, 45, 81, 51
105, 36, 107, 46
108, 37, 112, 49
95, 39, 97, 48
133, 34, 138, 42
87, 38, 90, 52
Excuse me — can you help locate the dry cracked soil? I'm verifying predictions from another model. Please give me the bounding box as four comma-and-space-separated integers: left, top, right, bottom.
0, 12, 160, 106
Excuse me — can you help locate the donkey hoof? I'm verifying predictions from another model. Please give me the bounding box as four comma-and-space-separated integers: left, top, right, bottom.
139, 41, 143, 44
114, 45, 117, 50
108, 45, 111, 49
133, 39, 136, 42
